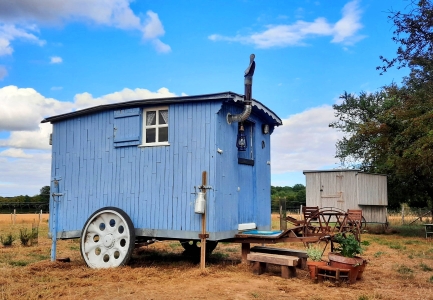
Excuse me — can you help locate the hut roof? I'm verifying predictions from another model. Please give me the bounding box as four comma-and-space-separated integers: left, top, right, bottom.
41, 91, 282, 126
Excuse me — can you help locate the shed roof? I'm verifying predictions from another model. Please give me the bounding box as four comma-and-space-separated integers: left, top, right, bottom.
41, 91, 282, 126
303, 169, 387, 177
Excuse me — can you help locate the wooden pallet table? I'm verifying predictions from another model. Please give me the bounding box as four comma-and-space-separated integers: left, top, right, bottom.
317, 265, 351, 284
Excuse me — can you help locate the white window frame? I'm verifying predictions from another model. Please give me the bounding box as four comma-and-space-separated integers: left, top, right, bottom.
140, 106, 170, 147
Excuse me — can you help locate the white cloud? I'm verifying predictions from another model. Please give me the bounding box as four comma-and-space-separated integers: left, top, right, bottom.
0, 38, 13, 56
209, 0, 364, 48
332, 0, 364, 44
50, 56, 62, 64
0, 85, 178, 132
0, 85, 180, 195
0, 85, 74, 132
0, 65, 7, 79
271, 105, 344, 174
0, 151, 51, 196
73, 87, 177, 110
0, 123, 52, 150
0, 148, 33, 158
152, 39, 171, 53
0, 24, 45, 56
0, 2, 170, 55
142, 11, 171, 53
143, 11, 165, 39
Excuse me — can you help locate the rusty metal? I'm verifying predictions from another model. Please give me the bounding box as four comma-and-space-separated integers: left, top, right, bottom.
198, 233, 209, 239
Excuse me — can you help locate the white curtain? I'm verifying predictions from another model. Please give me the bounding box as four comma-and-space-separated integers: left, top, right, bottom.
146, 111, 156, 125
160, 110, 168, 124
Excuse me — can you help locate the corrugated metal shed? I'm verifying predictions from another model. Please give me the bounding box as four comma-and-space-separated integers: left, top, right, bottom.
303, 169, 388, 224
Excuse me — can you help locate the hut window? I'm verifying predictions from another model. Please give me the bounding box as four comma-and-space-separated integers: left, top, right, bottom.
141, 107, 169, 146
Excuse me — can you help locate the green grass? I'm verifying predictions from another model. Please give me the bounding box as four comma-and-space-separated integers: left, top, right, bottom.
395, 264, 414, 279
374, 251, 385, 258
389, 243, 406, 250
390, 225, 425, 237
211, 252, 229, 259
404, 240, 421, 245
9, 260, 30, 267
69, 245, 80, 251
419, 263, 433, 272
168, 242, 181, 250
224, 247, 239, 253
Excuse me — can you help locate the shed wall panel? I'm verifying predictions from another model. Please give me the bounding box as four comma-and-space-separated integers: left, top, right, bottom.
357, 173, 388, 206
305, 170, 388, 224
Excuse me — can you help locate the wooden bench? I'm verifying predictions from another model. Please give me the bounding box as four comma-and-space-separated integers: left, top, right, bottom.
247, 252, 299, 279
250, 246, 308, 269
317, 265, 351, 284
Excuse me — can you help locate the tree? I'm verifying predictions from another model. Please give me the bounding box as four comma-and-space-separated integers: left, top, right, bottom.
378, 0, 433, 78
331, 0, 433, 209
39, 186, 50, 202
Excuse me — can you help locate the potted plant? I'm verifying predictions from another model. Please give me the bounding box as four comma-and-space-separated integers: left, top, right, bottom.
328, 233, 364, 283
306, 244, 327, 280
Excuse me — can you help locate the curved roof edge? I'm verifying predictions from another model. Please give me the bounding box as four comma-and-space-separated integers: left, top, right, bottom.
41, 91, 282, 126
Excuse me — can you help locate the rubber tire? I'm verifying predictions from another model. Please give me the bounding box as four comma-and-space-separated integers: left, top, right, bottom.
80, 207, 135, 268
179, 240, 218, 254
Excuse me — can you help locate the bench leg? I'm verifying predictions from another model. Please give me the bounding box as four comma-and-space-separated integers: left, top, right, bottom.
252, 261, 267, 275
299, 258, 307, 270
281, 266, 297, 279
241, 243, 250, 263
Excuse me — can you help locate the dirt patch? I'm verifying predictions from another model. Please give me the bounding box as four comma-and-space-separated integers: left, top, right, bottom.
1, 215, 433, 299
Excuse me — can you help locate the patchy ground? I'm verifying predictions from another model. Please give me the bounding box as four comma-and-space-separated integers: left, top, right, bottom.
1, 214, 433, 300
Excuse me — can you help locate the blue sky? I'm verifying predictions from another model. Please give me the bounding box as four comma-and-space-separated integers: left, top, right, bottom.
0, 0, 409, 196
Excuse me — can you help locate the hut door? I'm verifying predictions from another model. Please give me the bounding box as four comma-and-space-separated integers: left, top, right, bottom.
238, 122, 255, 224
238, 164, 255, 224
320, 173, 344, 210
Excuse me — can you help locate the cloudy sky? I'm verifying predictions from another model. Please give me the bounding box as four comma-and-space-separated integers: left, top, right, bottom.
0, 0, 409, 196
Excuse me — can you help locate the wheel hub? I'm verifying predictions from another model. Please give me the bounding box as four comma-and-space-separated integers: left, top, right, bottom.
103, 234, 115, 248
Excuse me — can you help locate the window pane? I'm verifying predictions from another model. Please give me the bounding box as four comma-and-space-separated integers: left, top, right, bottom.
159, 127, 168, 142
146, 111, 156, 125
159, 110, 168, 125
146, 128, 156, 143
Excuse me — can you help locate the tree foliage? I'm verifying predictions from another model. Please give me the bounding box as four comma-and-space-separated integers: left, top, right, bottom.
0, 186, 50, 203
333, 0, 433, 209
378, 0, 433, 76
271, 185, 306, 212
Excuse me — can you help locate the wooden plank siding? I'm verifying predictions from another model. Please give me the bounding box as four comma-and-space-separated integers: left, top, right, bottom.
49, 99, 273, 240
357, 173, 387, 206
304, 170, 388, 224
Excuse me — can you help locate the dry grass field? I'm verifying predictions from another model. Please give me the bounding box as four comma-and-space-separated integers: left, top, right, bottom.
1, 214, 433, 300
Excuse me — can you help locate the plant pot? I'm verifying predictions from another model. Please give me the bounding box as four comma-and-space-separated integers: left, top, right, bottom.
354, 256, 366, 280
328, 252, 359, 284
306, 260, 327, 280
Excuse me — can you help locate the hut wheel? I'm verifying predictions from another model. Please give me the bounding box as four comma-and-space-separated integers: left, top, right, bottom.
80, 207, 135, 268
179, 240, 218, 254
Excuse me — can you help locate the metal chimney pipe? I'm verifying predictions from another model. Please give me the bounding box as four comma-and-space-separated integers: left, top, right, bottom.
227, 54, 255, 124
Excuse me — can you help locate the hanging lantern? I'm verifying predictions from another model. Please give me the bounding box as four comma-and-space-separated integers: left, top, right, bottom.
236, 123, 247, 151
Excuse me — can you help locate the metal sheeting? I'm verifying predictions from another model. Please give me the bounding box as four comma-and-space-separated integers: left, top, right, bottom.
304, 170, 388, 224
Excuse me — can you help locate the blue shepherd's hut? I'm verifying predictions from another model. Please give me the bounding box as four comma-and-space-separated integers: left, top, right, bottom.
42, 57, 282, 268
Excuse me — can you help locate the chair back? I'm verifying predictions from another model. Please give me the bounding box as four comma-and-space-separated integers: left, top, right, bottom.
302, 206, 319, 220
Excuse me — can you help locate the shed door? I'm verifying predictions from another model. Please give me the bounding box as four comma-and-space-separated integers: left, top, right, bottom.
320, 173, 344, 210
